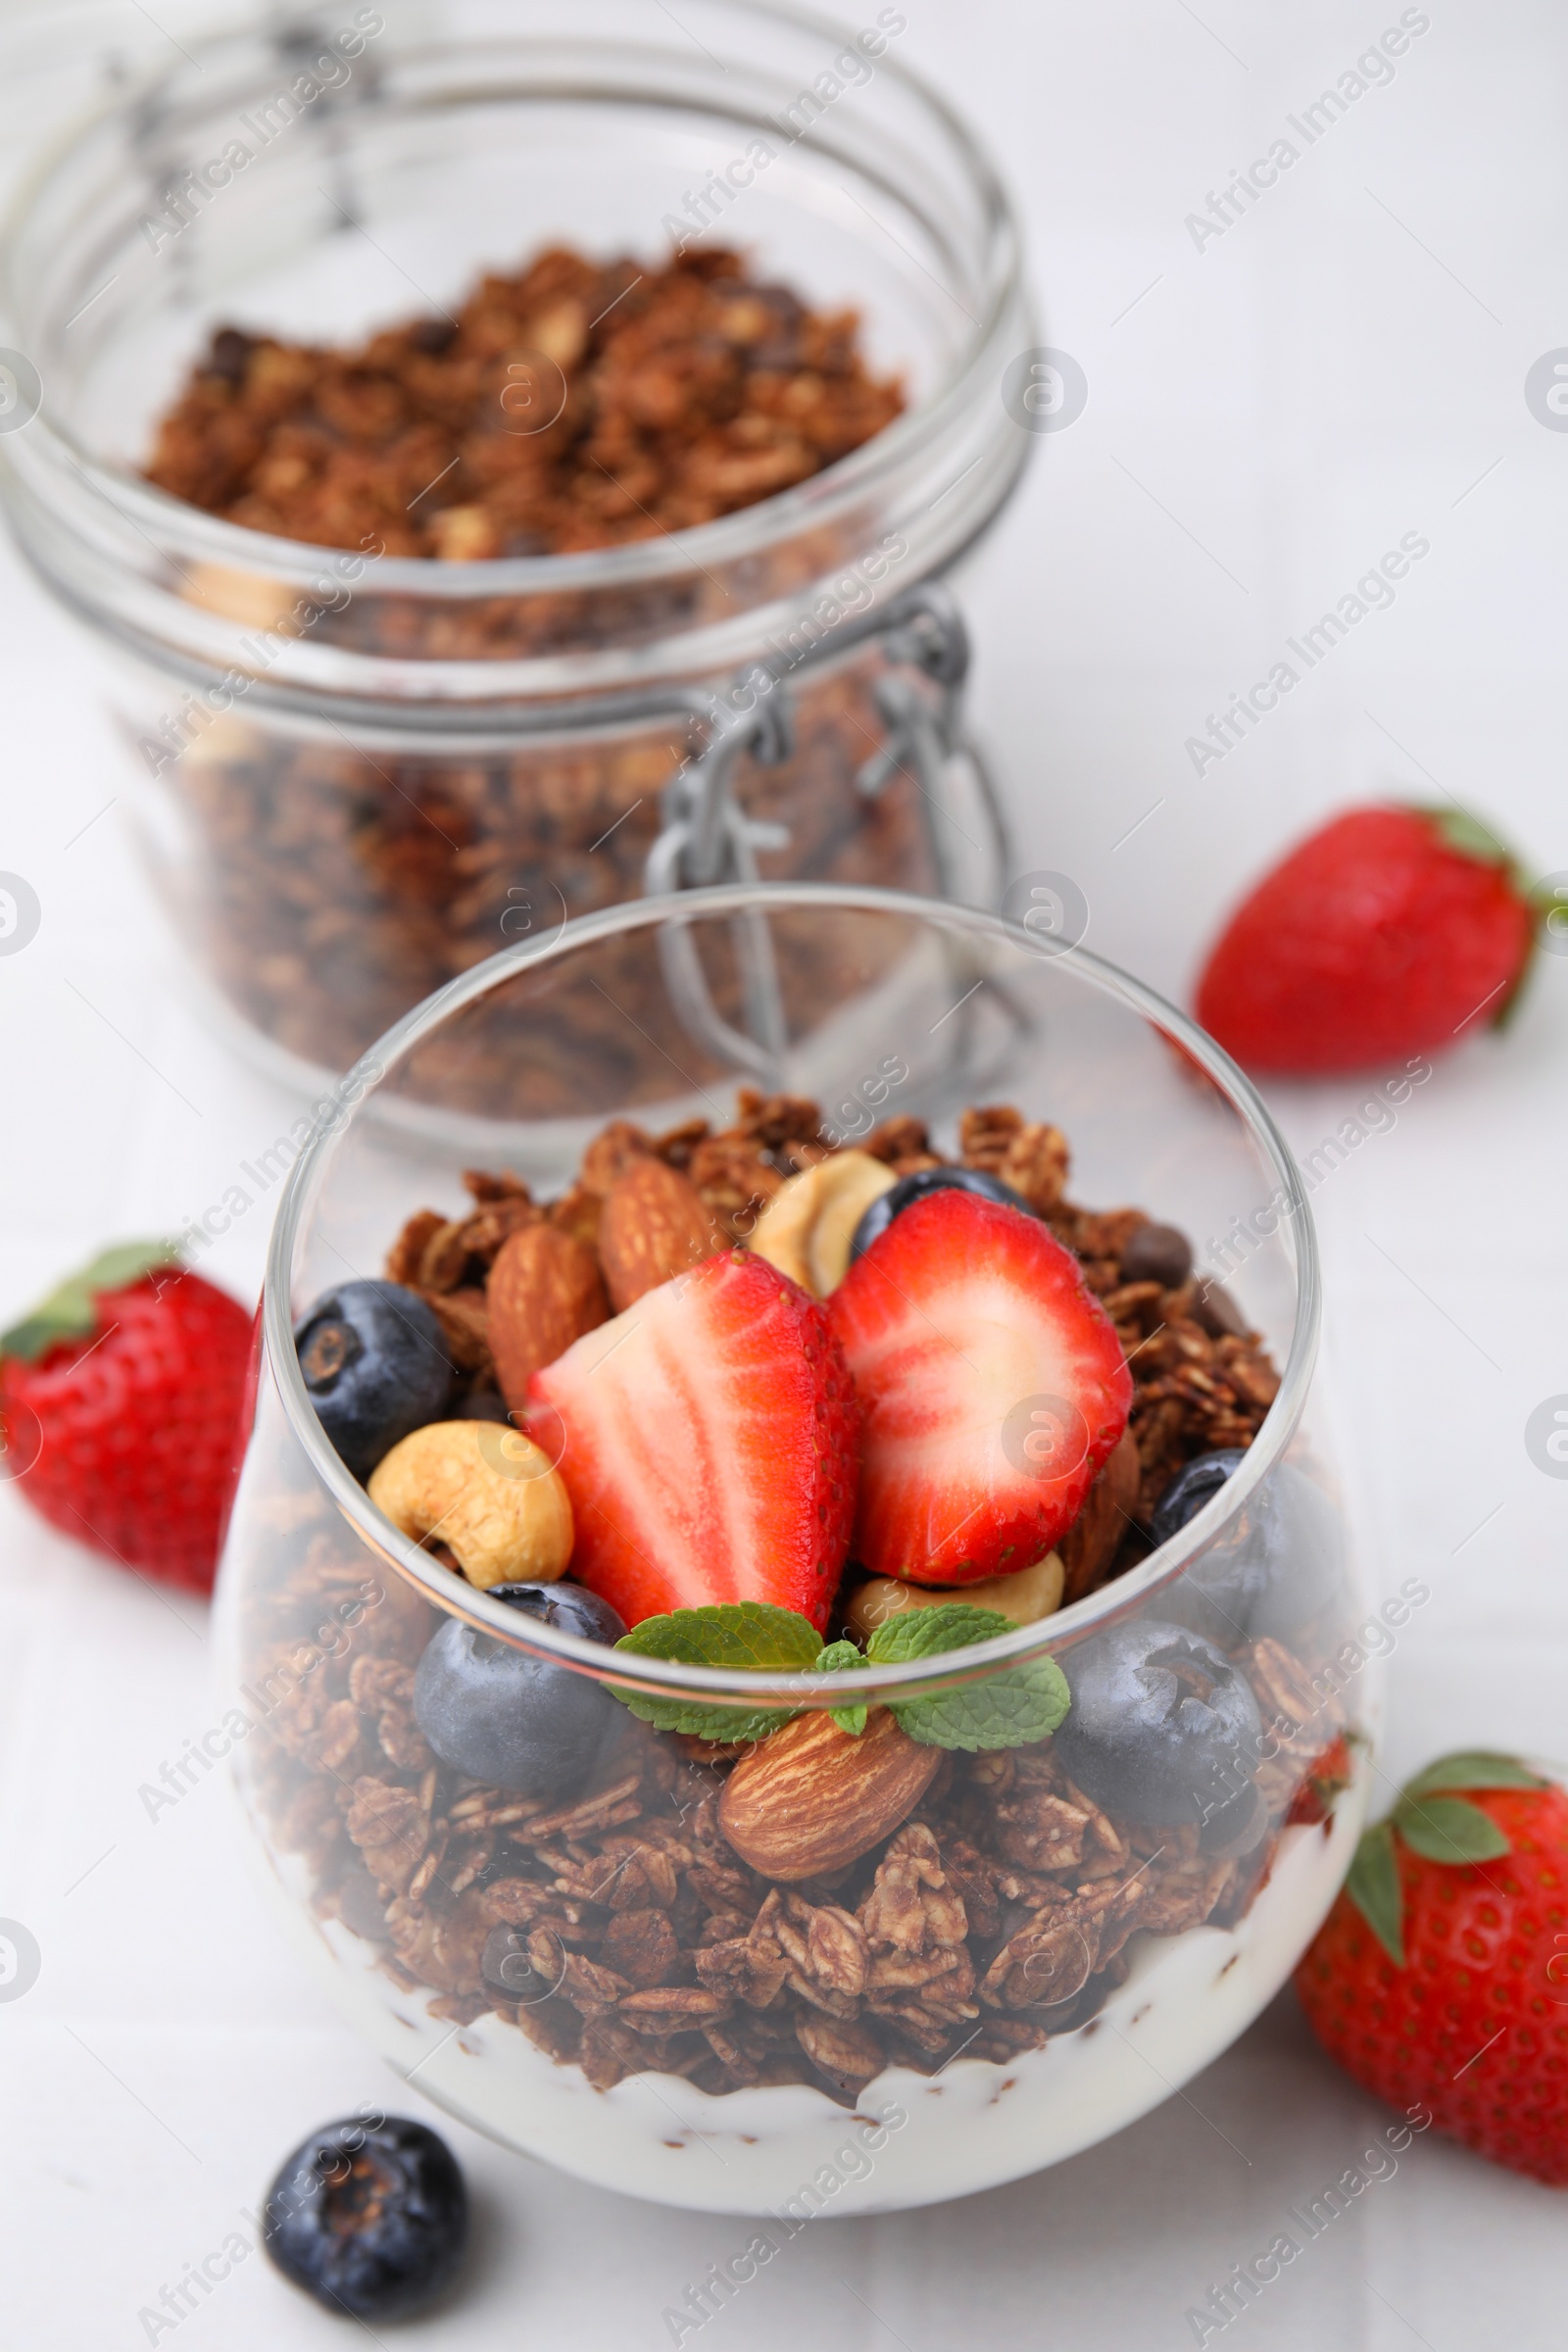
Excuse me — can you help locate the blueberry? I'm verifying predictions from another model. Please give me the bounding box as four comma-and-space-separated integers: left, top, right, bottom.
1150, 1449, 1248, 1549
1153, 1454, 1347, 1647
262, 2114, 466, 2321
1054, 1618, 1263, 1827
413, 1581, 628, 1796
295, 1280, 453, 1481
849, 1165, 1034, 1261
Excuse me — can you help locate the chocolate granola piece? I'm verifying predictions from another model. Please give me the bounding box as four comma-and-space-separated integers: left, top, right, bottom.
796, 2013, 887, 2097
958, 1104, 1070, 1213
348, 1657, 434, 1774
385, 1209, 448, 1290
860, 1114, 936, 1166
859, 1824, 967, 1955
601, 1908, 680, 1988
343, 1778, 431, 1895
980, 1914, 1098, 2012
686, 1130, 786, 1240
693, 1933, 790, 2013
618, 1985, 731, 2038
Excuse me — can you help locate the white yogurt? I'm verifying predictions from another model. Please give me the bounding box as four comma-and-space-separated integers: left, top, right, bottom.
236, 1762, 1367, 2215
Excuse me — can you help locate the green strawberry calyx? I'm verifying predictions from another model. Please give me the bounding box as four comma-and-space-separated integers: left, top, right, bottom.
1346, 1750, 1547, 1966
0, 1241, 182, 1363
1414, 804, 1548, 1032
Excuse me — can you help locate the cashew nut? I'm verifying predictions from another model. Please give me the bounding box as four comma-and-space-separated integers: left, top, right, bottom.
750, 1151, 896, 1296
845, 1551, 1065, 1642
367, 1420, 573, 1590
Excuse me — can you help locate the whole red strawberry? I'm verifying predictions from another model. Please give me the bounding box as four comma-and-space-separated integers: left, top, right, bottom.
0, 1244, 254, 1594
1296, 1751, 1568, 2187
1196, 805, 1539, 1073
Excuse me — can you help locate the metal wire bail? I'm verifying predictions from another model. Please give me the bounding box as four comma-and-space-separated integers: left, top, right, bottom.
644, 587, 1008, 1091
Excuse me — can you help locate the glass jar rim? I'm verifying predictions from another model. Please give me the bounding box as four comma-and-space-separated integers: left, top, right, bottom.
0, 0, 1025, 604
259, 881, 1322, 1702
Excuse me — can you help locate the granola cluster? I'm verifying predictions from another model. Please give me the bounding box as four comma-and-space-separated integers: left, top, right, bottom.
145, 246, 904, 560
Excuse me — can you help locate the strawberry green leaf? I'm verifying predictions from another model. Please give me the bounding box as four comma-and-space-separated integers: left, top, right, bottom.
1395, 1794, 1512, 1865
866, 1605, 1071, 1752
1412, 806, 1540, 1029
611, 1602, 821, 1742
814, 1639, 869, 1737
1418, 803, 1519, 874
1, 1240, 181, 1361
1400, 1751, 1545, 1802
1346, 1821, 1405, 1966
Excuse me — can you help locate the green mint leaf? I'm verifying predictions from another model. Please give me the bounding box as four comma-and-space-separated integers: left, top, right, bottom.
612, 1692, 796, 1743
864, 1603, 1015, 1665
1, 1240, 181, 1361
814, 1639, 868, 1737
1346, 1821, 1405, 1965
1400, 1751, 1545, 1802
616, 1602, 822, 1673
890, 1654, 1070, 1753
1395, 1794, 1512, 1865
865, 1603, 1069, 1751
610, 1602, 821, 1743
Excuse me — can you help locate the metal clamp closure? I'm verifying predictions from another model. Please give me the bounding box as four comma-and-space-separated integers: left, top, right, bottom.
643, 585, 997, 1088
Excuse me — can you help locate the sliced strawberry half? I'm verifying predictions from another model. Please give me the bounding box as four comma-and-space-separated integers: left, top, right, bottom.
526, 1250, 858, 1631
828, 1190, 1133, 1585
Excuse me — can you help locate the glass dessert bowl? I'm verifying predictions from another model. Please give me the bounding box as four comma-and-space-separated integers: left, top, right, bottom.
216, 884, 1377, 2215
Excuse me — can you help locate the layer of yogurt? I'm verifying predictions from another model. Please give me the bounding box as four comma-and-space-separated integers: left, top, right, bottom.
237, 1758, 1369, 2216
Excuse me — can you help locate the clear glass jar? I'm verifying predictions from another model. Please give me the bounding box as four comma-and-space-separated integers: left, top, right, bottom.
0, 0, 1030, 1101
215, 883, 1373, 2214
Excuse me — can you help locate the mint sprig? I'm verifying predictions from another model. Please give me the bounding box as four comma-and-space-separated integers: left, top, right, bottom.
612, 1602, 820, 1742
867, 1604, 1071, 1751
814, 1639, 869, 1736
1, 1241, 182, 1361
610, 1597, 1072, 1754
1345, 1749, 1547, 1965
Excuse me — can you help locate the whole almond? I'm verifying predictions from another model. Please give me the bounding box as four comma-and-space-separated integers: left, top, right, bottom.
719, 1707, 941, 1881
598, 1157, 723, 1312
1058, 1425, 1142, 1605
488, 1223, 610, 1413
580, 1119, 655, 1196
